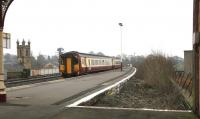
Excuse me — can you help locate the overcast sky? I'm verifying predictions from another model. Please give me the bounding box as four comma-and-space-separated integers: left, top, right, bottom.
4, 0, 193, 57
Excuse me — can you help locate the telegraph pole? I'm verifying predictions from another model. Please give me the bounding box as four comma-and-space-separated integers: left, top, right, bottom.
0, 0, 14, 102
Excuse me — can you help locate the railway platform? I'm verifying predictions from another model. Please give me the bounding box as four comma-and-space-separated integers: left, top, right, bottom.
0, 67, 133, 119
0, 67, 197, 119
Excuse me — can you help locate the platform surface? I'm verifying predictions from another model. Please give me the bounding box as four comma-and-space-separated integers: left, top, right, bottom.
1, 67, 196, 119
50, 107, 198, 119
0, 68, 133, 119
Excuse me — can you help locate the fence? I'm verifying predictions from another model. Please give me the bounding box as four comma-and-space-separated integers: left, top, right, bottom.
174, 71, 193, 98
31, 68, 59, 76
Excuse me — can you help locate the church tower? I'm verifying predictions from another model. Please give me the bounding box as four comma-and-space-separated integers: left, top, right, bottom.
17, 39, 31, 69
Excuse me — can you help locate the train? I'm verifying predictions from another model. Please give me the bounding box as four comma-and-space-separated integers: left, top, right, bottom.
59, 51, 121, 77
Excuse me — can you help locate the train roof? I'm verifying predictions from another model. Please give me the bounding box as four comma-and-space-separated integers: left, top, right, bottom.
61, 51, 119, 59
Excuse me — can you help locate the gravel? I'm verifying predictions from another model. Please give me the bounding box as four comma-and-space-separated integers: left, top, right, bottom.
94, 77, 189, 110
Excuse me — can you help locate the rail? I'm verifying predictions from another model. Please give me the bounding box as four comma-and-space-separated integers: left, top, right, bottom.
5, 73, 61, 87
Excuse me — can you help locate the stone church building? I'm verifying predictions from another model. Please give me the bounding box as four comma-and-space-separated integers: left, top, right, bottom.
16, 40, 31, 69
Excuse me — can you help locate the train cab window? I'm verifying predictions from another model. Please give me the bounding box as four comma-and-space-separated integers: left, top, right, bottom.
74, 56, 78, 64
74, 59, 78, 64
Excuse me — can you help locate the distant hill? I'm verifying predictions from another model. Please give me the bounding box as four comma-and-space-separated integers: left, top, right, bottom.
172, 56, 184, 62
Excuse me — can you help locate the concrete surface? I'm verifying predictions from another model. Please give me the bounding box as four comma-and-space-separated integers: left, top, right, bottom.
0, 68, 132, 119
184, 50, 193, 73
7, 68, 130, 106
1, 67, 196, 119
50, 107, 198, 119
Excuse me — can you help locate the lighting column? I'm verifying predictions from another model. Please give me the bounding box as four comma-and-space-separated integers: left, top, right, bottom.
118, 23, 123, 71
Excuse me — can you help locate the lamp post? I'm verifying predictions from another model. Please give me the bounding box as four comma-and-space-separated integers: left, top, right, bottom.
0, 0, 14, 102
118, 23, 123, 71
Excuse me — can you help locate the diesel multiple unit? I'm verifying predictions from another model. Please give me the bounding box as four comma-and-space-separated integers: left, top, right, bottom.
59, 51, 121, 77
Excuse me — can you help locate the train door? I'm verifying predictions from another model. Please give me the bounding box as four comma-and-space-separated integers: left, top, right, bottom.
86, 58, 91, 72
73, 56, 79, 74
112, 58, 114, 69
66, 58, 72, 74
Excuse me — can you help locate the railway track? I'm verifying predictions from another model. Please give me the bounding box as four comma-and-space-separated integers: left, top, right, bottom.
5, 73, 61, 87
5, 68, 130, 88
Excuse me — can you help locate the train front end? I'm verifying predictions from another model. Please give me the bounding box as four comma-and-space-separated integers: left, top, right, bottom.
59, 52, 80, 77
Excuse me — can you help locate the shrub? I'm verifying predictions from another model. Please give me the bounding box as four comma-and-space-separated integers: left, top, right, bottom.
136, 51, 175, 92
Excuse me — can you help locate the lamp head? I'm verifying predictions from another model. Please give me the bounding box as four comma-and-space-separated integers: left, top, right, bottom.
118, 23, 123, 26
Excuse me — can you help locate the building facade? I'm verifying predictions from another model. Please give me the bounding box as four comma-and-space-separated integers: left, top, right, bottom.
184, 50, 193, 74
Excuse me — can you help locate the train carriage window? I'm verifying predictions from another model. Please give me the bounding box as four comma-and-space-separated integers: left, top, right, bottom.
81, 59, 85, 65
91, 60, 94, 65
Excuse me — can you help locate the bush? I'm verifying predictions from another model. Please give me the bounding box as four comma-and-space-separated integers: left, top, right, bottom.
136, 51, 175, 93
